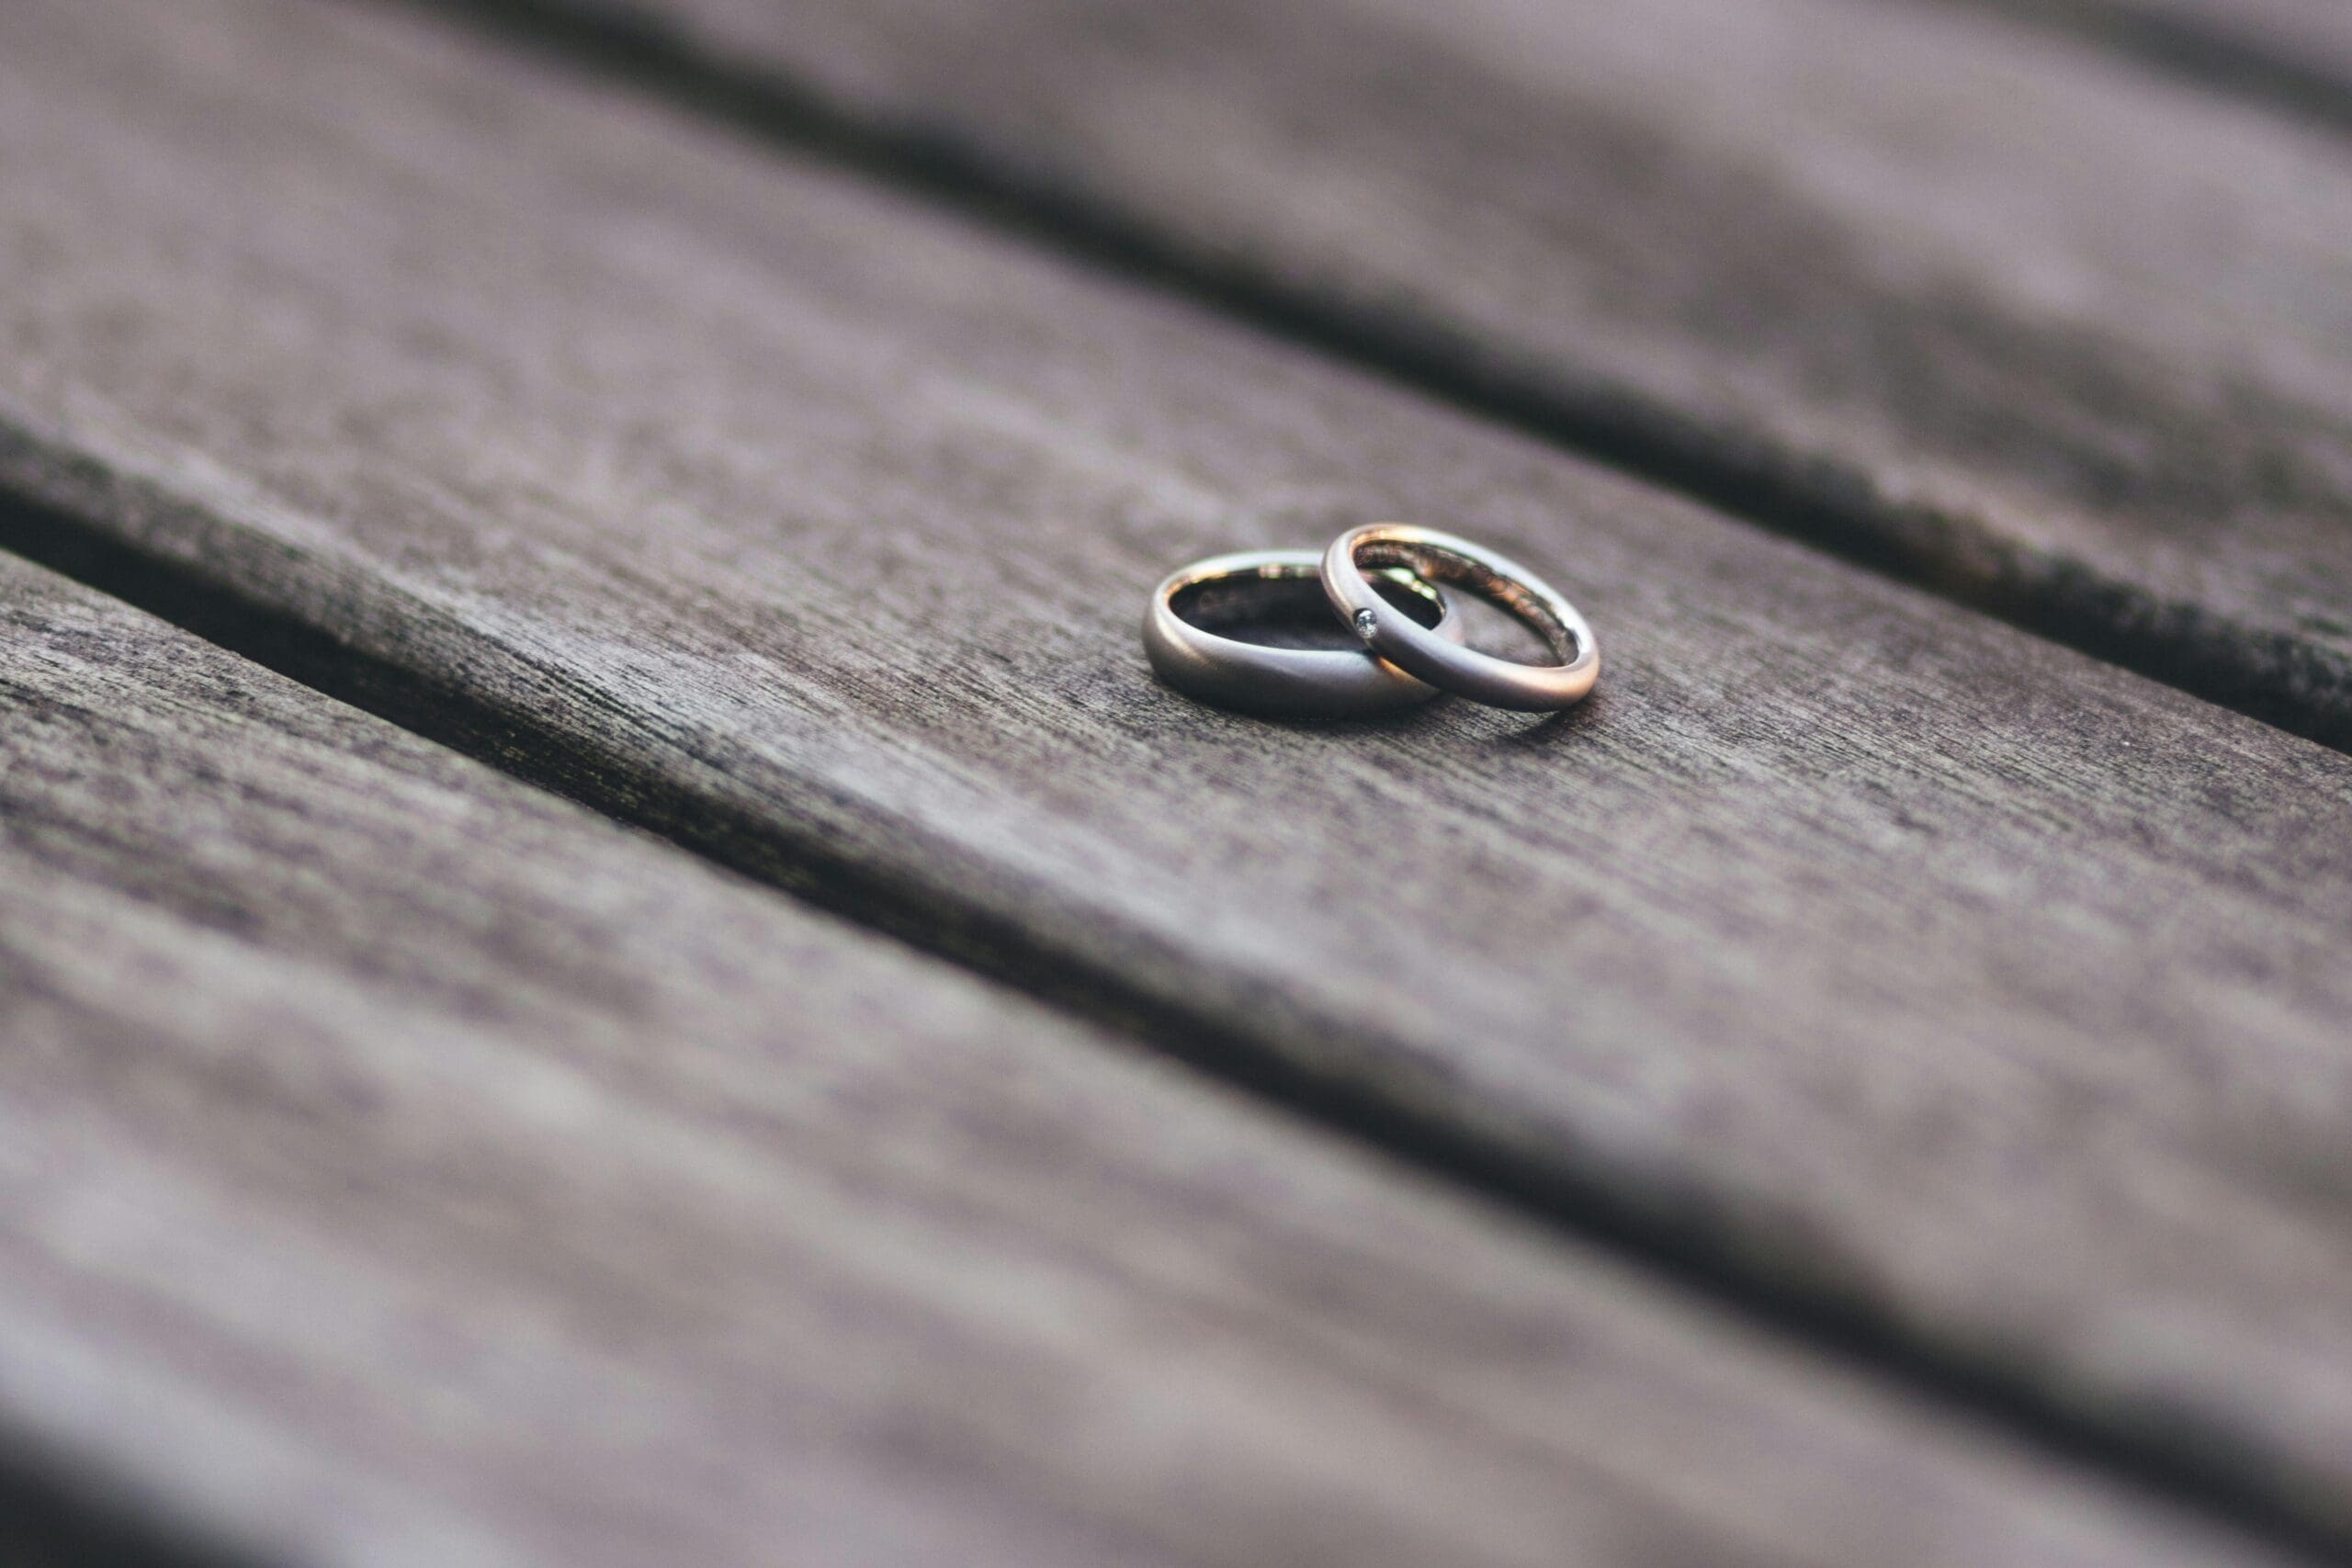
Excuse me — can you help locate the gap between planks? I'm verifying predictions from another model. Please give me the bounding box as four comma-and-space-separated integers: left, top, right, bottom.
1929, 0, 2352, 135
0, 1422, 272, 1568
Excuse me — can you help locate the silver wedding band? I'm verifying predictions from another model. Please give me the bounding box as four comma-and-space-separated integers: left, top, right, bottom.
1145, 526, 1598, 717
1323, 523, 1597, 712
1143, 548, 1464, 717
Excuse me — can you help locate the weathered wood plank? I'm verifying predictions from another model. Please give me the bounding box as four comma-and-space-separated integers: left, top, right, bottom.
496, 0, 2352, 744
6, 557, 2288, 1568
1969, 0, 2352, 125
5, 0, 2352, 1542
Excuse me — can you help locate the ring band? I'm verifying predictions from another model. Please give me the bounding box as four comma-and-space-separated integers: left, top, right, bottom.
1144, 548, 1464, 717
1322, 524, 1598, 712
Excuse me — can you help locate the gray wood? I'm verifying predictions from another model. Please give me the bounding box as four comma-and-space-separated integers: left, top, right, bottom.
507, 0, 2352, 744
5, 0, 2352, 1542
2019, 0, 2352, 78
4, 559, 2288, 1568
1962, 0, 2352, 125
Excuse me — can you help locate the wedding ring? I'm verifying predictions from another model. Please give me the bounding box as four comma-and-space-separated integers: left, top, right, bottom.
1144, 548, 1464, 717
1322, 523, 1598, 712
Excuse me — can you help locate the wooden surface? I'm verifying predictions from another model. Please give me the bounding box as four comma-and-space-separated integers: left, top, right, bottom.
18, 547, 2289, 1568
1973, 0, 2352, 125
3, 0, 2352, 1550
500, 0, 2352, 746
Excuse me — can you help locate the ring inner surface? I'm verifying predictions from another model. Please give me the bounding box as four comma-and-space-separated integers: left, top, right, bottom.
1177, 567, 1442, 649
1353, 539, 1573, 664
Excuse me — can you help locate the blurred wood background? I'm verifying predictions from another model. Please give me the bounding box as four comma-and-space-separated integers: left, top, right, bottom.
0, 0, 2347, 1563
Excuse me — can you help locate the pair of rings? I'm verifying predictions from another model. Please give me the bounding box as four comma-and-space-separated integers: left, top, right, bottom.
1144, 523, 1598, 717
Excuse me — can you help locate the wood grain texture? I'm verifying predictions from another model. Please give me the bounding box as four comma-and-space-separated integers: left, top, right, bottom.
1963, 0, 2352, 126
12, 559, 2283, 1568
5, 0, 2352, 1542
492, 0, 2352, 744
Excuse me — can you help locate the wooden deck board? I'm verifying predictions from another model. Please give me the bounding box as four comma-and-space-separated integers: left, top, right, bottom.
513, 0, 2352, 743
12, 553, 2284, 1567
5, 0, 2352, 1543
1971, 0, 2352, 124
